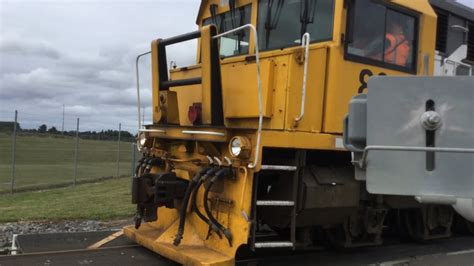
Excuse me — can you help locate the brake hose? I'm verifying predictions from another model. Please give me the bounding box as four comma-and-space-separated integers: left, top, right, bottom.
203, 168, 233, 246
135, 157, 145, 176
191, 168, 222, 238
173, 168, 209, 246
144, 157, 160, 174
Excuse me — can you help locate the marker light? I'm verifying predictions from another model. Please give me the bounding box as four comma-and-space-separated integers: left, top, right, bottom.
229, 136, 251, 158
137, 132, 147, 151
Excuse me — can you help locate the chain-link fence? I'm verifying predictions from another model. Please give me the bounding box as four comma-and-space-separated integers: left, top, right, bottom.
0, 110, 138, 194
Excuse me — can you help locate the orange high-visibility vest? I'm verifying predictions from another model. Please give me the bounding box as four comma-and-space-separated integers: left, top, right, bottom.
384, 33, 410, 66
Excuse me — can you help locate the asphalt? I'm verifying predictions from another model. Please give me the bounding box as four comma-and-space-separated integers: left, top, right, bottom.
1, 231, 474, 265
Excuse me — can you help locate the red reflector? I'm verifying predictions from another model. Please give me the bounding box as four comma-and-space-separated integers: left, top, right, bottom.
188, 103, 202, 125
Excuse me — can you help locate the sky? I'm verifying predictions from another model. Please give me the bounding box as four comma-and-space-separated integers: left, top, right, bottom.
0, 0, 473, 133
0, 0, 201, 133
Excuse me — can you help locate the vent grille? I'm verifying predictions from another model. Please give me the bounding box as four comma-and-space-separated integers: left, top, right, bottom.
467, 20, 474, 62
434, 7, 448, 54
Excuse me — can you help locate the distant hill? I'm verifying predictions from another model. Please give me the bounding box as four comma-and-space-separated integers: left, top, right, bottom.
0, 121, 21, 132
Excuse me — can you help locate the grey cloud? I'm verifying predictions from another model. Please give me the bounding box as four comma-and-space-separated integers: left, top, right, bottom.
0, 1, 201, 132
0, 34, 61, 59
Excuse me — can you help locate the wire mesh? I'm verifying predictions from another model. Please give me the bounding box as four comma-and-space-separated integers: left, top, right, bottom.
0, 111, 138, 193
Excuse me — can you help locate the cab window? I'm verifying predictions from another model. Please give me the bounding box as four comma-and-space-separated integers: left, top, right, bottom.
203, 5, 251, 58
346, 0, 417, 72
257, 0, 334, 51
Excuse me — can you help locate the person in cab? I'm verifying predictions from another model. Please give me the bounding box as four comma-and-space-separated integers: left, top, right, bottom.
383, 19, 410, 67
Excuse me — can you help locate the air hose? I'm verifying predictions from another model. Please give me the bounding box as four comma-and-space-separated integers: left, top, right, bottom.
191, 168, 222, 239
133, 157, 147, 229
134, 157, 162, 230
144, 157, 162, 174
173, 168, 209, 246
140, 157, 151, 175
203, 168, 233, 246
135, 157, 146, 176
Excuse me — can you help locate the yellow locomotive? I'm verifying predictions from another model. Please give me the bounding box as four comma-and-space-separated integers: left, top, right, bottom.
124, 0, 474, 265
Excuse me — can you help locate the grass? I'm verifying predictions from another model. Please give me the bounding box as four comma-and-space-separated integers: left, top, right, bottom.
0, 133, 136, 192
0, 177, 135, 223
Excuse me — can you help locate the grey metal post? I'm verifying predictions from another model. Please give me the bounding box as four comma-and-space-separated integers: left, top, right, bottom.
131, 143, 137, 177
61, 104, 65, 135
116, 123, 121, 177
73, 118, 79, 186
10, 110, 18, 194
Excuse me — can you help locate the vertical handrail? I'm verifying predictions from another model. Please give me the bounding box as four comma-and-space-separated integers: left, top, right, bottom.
135, 51, 151, 130
294, 33, 311, 125
213, 24, 262, 169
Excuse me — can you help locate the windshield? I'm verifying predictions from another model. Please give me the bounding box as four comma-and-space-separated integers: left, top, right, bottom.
257, 0, 334, 51
203, 4, 252, 58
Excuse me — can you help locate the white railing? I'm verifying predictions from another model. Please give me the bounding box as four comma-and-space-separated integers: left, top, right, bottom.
213, 24, 263, 169
135, 51, 151, 130
294, 33, 311, 125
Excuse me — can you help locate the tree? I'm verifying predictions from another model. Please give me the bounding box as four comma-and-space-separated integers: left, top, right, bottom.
48, 126, 58, 134
38, 124, 47, 133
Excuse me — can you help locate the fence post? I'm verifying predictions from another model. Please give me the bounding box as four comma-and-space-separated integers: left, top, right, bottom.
10, 110, 18, 194
73, 118, 80, 186
131, 143, 137, 177
116, 123, 121, 177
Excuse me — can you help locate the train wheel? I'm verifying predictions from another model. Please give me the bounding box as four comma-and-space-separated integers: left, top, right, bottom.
452, 213, 474, 235
324, 207, 386, 248
399, 206, 453, 241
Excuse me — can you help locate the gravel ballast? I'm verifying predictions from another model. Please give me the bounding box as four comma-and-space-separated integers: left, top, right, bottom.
0, 220, 130, 248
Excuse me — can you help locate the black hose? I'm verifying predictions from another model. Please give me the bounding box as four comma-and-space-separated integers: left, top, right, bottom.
134, 205, 145, 229
191, 168, 222, 238
203, 168, 233, 246
147, 158, 163, 174
173, 168, 208, 246
135, 157, 146, 176
140, 158, 151, 175
144, 158, 155, 174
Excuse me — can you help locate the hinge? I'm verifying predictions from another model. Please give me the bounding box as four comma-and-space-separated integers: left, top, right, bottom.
343, 0, 349, 9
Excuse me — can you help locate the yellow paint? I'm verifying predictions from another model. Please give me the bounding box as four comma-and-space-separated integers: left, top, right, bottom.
151, 39, 161, 123
125, 157, 255, 266
221, 60, 274, 118
200, 25, 213, 125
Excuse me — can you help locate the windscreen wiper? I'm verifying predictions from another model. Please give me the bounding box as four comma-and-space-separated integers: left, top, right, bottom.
264, 0, 284, 49
209, 4, 221, 32
300, 0, 317, 37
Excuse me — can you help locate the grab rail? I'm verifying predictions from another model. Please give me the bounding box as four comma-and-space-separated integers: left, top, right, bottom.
358, 145, 474, 168
135, 51, 151, 130
212, 24, 262, 169
294, 33, 310, 125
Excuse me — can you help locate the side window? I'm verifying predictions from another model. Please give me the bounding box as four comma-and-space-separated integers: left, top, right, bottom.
203, 5, 251, 58
346, 0, 417, 72
257, 0, 334, 51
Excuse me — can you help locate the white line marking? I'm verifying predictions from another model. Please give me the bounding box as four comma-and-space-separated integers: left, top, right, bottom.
447, 249, 474, 256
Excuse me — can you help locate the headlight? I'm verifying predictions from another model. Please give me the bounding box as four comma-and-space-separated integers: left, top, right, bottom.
229, 136, 251, 158
137, 132, 147, 151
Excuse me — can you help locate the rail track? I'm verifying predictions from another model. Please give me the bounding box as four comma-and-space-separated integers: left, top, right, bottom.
1, 230, 474, 265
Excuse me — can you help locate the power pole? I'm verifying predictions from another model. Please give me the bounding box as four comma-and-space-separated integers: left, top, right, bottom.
62, 104, 65, 135
10, 110, 18, 194
73, 118, 79, 186
116, 123, 121, 177
142, 107, 145, 126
